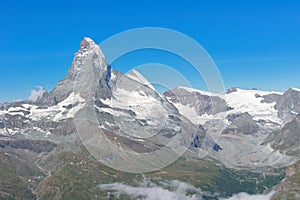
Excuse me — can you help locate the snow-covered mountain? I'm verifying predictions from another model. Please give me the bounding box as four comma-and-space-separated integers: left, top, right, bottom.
0, 37, 299, 199
164, 86, 299, 126
164, 86, 300, 168
0, 38, 220, 172
0, 37, 299, 170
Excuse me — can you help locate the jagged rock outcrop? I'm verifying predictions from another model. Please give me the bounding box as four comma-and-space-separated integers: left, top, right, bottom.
164, 87, 230, 115
39, 37, 112, 106
261, 93, 282, 104
271, 160, 300, 200
276, 88, 300, 122
222, 112, 259, 135
269, 113, 300, 154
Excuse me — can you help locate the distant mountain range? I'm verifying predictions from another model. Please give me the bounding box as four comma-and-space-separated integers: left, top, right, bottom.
0, 37, 299, 199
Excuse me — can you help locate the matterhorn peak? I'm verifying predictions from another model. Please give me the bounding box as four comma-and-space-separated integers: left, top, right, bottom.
80, 37, 96, 49
76, 37, 106, 62
39, 37, 111, 106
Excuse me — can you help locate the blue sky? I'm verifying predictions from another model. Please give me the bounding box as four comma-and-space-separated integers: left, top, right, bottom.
0, 0, 300, 102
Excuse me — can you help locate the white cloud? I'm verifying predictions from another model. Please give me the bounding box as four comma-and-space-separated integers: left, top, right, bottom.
28, 86, 47, 102
222, 191, 275, 200
97, 177, 212, 200
97, 176, 276, 200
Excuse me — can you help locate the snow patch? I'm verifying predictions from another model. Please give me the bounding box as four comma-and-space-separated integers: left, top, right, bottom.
173, 87, 282, 124
225, 89, 282, 123
177, 86, 223, 97
126, 70, 155, 91
96, 106, 129, 117
26, 93, 85, 121
174, 103, 213, 124
102, 88, 167, 119
6, 111, 26, 117
105, 121, 114, 127
291, 87, 300, 92
265, 143, 274, 152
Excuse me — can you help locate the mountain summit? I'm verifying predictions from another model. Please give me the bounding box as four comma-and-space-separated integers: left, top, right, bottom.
40, 37, 112, 106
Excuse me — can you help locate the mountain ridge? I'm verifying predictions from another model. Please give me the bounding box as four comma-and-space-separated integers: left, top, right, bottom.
0, 37, 299, 199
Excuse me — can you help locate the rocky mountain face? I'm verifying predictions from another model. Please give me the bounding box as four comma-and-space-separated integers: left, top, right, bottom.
1, 37, 219, 159
222, 112, 259, 135
276, 88, 300, 122
164, 86, 300, 170
164, 87, 231, 115
268, 113, 300, 155
39, 37, 113, 106
271, 160, 300, 200
0, 37, 299, 199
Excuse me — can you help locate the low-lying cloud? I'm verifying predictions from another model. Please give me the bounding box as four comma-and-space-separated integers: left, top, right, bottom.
222, 191, 275, 200
97, 176, 275, 200
97, 177, 210, 200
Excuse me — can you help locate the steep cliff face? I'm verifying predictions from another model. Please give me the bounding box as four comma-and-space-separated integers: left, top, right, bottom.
276, 88, 300, 122
271, 160, 300, 200
268, 113, 300, 155
40, 37, 112, 106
